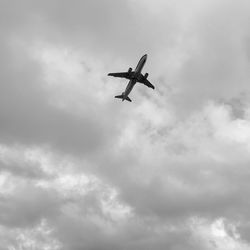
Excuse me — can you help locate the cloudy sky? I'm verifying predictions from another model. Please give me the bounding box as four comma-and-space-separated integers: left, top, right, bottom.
1, 0, 250, 249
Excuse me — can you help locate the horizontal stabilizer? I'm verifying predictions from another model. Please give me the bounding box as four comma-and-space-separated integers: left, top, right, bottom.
114, 95, 132, 102
115, 95, 123, 99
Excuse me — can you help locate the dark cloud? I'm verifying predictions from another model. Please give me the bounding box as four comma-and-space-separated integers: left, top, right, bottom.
0, 184, 60, 228
0, 162, 46, 180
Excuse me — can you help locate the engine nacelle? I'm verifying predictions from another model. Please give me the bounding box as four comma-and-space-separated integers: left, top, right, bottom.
128, 67, 132, 74
144, 73, 149, 79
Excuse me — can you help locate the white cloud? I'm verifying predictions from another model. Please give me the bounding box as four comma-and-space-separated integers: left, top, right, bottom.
0, 219, 62, 250
190, 217, 250, 250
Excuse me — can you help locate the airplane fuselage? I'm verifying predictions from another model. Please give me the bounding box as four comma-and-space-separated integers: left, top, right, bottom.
122, 54, 147, 101
109, 53, 154, 102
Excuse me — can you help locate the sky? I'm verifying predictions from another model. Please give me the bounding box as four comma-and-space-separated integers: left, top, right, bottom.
1, 0, 250, 249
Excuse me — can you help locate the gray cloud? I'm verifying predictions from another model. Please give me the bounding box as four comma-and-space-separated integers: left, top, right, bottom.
0, 37, 117, 156
0, 185, 60, 228
1, 0, 250, 249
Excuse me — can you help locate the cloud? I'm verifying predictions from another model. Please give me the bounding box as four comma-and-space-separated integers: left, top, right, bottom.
190, 217, 250, 250
1, 0, 250, 249
0, 219, 62, 250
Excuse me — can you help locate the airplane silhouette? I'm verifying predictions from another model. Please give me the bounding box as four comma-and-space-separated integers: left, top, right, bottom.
108, 54, 155, 102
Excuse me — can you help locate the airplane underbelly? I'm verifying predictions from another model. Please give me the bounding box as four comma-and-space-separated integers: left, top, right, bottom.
135, 58, 146, 72
125, 80, 135, 95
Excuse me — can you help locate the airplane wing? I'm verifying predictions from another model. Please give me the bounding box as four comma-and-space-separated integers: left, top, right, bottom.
138, 74, 155, 89
108, 72, 131, 79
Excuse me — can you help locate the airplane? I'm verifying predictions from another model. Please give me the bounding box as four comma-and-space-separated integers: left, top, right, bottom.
108, 54, 155, 102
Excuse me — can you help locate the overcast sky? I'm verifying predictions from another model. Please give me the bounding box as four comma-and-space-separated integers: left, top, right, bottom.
1, 0, 250, 249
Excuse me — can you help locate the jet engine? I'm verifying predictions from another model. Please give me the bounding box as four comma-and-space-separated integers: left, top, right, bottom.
144, 73, 149, 79
128, 67, 132, 74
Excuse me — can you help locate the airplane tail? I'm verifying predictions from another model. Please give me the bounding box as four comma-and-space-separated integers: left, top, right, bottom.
115, 94, 132, 102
